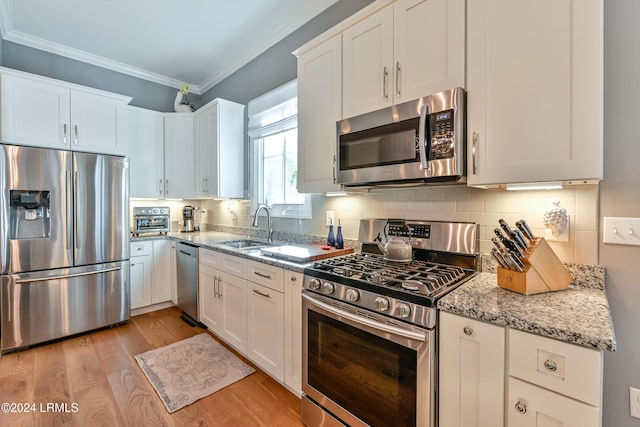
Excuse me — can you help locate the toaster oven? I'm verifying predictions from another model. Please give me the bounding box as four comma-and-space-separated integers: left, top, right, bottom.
132, 207, 170, 235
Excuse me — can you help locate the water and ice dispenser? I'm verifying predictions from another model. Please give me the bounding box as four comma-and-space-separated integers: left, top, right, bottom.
9, 190, 51, 239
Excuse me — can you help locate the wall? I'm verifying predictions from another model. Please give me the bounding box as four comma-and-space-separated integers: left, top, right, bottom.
600, 1, 640, 425
200, 184, 598, 264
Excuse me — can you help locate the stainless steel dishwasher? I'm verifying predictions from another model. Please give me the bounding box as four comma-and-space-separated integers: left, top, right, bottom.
176, 242, 203, 327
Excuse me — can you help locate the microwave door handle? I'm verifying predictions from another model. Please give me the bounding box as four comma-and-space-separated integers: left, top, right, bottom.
419, 105, 430, 170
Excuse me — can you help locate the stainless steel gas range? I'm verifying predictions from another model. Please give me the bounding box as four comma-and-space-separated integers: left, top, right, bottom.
301, 219, 478, 427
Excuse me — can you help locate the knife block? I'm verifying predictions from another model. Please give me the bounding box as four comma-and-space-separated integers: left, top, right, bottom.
497, 237, 572, 295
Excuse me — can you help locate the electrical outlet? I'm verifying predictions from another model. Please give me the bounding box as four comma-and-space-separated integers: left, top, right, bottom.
603, 217, 640, 246
326, 210, 335, 227
630, 387, 640, 419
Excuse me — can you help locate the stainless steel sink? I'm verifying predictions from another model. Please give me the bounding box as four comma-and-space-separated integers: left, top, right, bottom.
219, 239, 272, 250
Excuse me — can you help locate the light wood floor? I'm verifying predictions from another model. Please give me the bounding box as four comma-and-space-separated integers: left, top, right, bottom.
0, 307, 304, 427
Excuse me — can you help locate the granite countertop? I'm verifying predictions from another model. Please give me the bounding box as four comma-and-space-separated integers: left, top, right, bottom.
130, 231, 315, 273
437, 262, 616, 352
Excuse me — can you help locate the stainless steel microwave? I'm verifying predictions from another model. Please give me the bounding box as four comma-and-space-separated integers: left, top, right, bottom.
336, 87, 465, 187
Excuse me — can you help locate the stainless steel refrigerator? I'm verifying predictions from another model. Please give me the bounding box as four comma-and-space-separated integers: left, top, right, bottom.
0, 144, 130, 353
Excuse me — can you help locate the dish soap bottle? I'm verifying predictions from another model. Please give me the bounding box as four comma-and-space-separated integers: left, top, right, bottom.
327, 219, 335, 247
335, 219, 344, 249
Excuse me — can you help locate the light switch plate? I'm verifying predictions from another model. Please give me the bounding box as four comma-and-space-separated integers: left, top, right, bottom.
326, 210, 335, 227
630, 387, 640, 419
603, 217, 640, 246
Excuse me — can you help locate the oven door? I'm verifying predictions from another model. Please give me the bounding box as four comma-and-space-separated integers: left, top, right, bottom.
134, 215, 169, 234
302, 292, 435, 427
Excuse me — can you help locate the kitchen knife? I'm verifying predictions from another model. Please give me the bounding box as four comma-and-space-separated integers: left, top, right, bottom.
498, 219, 513, 237
498, 232, 524, 259
510, 229, 528, 251
504, 251, 525, 271
491, 247, 510, 269
491, 236, 508, 253
516, 220, 535, 241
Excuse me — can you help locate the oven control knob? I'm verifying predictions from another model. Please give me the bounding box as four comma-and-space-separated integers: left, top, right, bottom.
374, 297, 390, 312
321, 282, 335, 294
308, 278, 321, 290
345, 288, 360, 302
395, 303, 411, 319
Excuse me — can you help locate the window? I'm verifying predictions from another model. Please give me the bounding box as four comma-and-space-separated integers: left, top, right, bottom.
248, 81, 311, 218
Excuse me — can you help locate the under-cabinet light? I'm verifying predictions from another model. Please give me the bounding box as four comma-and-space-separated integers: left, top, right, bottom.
325, 191, 348, 197
505, 182, 563, 191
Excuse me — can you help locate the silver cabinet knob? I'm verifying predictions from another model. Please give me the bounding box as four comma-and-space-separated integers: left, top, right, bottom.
345, 288, 360, 302
463, 326, 473, 336
308, 278, 321, 290
543, 359, 557, 372
515, 400, 527, 414
395, 302, 411, 318
375, 297, 390, 312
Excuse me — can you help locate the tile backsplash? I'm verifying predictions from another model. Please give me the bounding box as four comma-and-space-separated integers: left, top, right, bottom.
132, 184, 599, 265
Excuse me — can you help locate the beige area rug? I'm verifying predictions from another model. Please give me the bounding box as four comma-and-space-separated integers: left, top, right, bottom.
135, 333, 255, 413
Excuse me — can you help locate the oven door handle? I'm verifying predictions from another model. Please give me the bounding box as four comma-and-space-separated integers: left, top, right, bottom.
302, 293, 428, 342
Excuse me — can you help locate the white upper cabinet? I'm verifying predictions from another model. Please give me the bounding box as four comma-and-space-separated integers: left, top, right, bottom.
1, 69, 130, 155
126, 106, 165, 198
342, 0, 465, 118
194, 99, 245, 198
467, 0, 603, 186
164, 113, 196, 199
296, 34, 343, 193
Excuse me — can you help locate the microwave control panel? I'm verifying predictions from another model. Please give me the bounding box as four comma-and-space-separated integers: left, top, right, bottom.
429, 109, 455, 160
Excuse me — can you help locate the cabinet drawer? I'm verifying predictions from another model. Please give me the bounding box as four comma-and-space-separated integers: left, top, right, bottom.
219, 253, 247, 278
130, 241, 152, 257
199, 248, 220, 268
247, 260, 283, 292
508, 377, 600, 427
509, 329, 602, 406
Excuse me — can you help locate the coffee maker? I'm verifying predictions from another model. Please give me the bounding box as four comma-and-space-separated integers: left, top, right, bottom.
193, 206, 200, 231
182, 206, 195, 232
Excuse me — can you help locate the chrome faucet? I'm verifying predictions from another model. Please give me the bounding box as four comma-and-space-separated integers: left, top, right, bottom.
251, 204, 273, 242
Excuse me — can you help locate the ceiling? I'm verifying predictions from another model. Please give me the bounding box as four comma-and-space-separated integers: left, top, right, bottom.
0, 0, 339, 95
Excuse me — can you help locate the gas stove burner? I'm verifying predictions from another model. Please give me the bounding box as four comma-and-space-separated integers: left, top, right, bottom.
401, 280, 424, 292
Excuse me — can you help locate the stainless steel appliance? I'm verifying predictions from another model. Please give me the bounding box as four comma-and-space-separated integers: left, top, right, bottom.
337, 87, 465, 187
0, 144, 130, 353
192, 206, 200, 231
132, 206, 170, 235
182, 206, 195, 232
176, 242, 200, 326
302, 219, 478, 427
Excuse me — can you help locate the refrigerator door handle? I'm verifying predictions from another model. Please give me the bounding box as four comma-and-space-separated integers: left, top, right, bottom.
73, 170, 80, 250
65, 170, 72, 251
15, 266, 122, 284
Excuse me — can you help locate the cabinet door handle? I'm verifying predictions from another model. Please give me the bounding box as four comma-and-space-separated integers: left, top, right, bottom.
472, 132, 479, 175
218, 277, 222, 299
253, 289, 271, 299
332, 155, 337, 184
514, 400, 527, 414
130, 263, 135, 267
159, 179, 163, 195
62, 124, 68, 144
290, 275, 297, 282
213, 275, 218, 298
74, 125, 79, 145
395, 61, 401, 98
543, 359, 557, 372
383, 66, 389, 101
165, 179, 169, 195
254, 271, 272, 280
463, 326, 473, 336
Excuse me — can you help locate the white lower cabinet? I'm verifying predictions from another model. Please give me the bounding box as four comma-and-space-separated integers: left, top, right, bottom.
247, 260, 285, 381
130, 240, 175, 310
508, 378, 600, 427
130, 242, 153, 309
198, 248, 303, 394
508, 329, 603, 427
439, 311, 505, 427
439, 313, 604, 427
199, 249, 248, 355
284, 270, 303, 395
